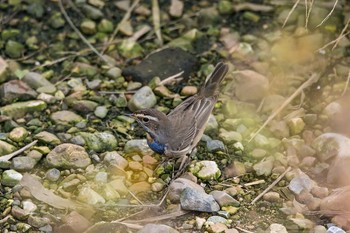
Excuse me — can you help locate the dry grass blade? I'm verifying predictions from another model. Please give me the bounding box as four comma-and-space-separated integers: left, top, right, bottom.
58, 0, 112, 66
332, 18, 350, 50
341, 70, 350, 96
0, 140, 38, 162
249, 74, 319, 142
159, 71, 184, 86
305, 0, 314, 29
251, 167, 292, 204
316, 0, 338, 28
102, 0, 140, 54
152, 0, 163, 45
282, 0, 300, 28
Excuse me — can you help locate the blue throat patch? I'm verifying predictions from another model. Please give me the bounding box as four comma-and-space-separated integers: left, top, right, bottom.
147, 136, 165, 154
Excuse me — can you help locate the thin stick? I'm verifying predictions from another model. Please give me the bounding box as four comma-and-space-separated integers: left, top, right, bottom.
99, 90, 137, 94
282, 0, 300, 28
318, 31, 350, 52
332, 18, 350, 50
102, 0, 140, 54
251, 167, 291, 204
236, 226, 255, 233
243, 180, 265, 187
316, 0, 338, 28
341, 70, 350, 96
159, 71, 184, 86
305, 0, 314, 29
152, 0, 163, 45
128, 190, 144, 205
58, 0, 112, 66
0, 140, 38, 162
249, 74, 319, 142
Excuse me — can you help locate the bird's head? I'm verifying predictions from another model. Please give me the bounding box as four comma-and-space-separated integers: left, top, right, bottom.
131, 109, 168, 136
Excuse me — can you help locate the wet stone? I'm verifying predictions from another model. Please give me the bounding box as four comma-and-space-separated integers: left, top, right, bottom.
180, 187, 220, 212
128, 86, 157, 112
46, 143, 91, 169
11, 156, 38, 171
0, 80, 37, 104
45, 168, 61, 182
2, 169, 23, 187
122, 47, 198, 83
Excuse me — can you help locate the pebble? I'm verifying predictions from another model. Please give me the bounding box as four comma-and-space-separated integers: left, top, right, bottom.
190, 160, 221, 180
0, 140, 16, 156
34, 131, 61, 145
129, 181, 151, 194
103, 151, 128, 169
95, 172, 108, 183
128, 86, 157, 112
0, 80, 37, 104
327, 226, 346, 233
56, 211, 91, 233
11, 206, 29, 220
196, 216, 206, 230
288, 117, 306, 135
106, 67, 122, 78
219, 128, 242, 143
210, 190, 240, 207
234, 70, 269, 101
46, 143, 91, 169
45, 168, 61, 182
108, 178, 129, 195
181, 86, 198, 96
128, 161, 143, 171
79, 131, 117, 152
2, 169, 23, 187
253, 156, 274, 176
28, 215, 50, 228
94, 106, 108, 118
9, 127, 28, 142
289, 172, 316, 195
11, 156, 38, 171
269, 223, 288, 233
77, 186, 105, 205
0, 100, 47, 118
22, 72, 56, 91
180, 187, 220, 212
206, 139, 226, 152
168, 178, 205, 203
205, 114, 219, 132
263, 192, 281, 203
50, 110, 83, 125
124, 139, 154, 156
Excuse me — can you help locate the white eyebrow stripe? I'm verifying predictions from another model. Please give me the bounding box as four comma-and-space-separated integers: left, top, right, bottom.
134, 114, 159, 122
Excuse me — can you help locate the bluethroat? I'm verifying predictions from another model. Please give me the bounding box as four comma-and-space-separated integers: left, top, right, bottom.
131, 62, 229, 171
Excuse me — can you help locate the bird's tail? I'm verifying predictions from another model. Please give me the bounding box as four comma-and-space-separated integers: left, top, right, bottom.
201, 62, 229, 97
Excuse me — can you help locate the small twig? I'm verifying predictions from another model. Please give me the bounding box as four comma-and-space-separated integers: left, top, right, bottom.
58, 0, 112, 66
249, 74, 319, 142
243, 180, 265, 187
0, 140, 38, 162
0, 216, 11, 225
316, 0, 338, 28
99, 90, 137, 95
341, 70, 350, 96
102, 0, 140, 54
305, 0, 314, 29
332, 18, 350, 50
282, 0, 300, 28
152, 0, 163, 45
318, 31, 350, 52
128, 190, 144, 205
129, 25, 152, 42
251, 167, 292, 205
158, 71, 184, 86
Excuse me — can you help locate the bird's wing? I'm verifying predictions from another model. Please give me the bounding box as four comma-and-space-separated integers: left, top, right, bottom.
167, 96, 216, 153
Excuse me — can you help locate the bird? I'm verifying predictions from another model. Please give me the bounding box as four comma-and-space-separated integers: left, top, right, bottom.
131, 62, 229, 172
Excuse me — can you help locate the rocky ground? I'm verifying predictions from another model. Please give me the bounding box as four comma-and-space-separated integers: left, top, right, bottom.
1, 0, 350, 233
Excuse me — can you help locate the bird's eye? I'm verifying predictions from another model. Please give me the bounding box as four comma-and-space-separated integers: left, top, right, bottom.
142, 117, 150, 123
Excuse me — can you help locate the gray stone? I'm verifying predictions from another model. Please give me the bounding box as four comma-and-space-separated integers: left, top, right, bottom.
124, 139, 154, 156
37, 93, 56, 104
234, 70, 269, 101
50, 110, 83, 125
95, 172, 108, 183
22, 72, 56, 91
206, 215, 229, 224
205, 114, 218, 133
219, 129, 242, 143
289, 172, 316, 195
11, 206, 29, 220
34, 131, 61, 145
22, 200, 37, 213
253, 156, 274, 176
269, 223, 288, 233
46, 143, 91, 169
94, 106, 108, 118
0, 80, 37, 104
327, 226, 346, 233
45, 168, 60, 182
11, 156, 38, 171
106, 67, 122, 78
206, 140, 225, 152
128, 86, 157, 112
2, 169, 23, 187
168, 178, 205, 203
79, 131, 117, 152
122, 47, 198, 83
0, 100, 47, 118
137, 224, 179, 233
180, 187, 220, 212
28, 216, 50, 228
103, 151, 128, 169
210, 190, 240, 207
77, 186, 105, 205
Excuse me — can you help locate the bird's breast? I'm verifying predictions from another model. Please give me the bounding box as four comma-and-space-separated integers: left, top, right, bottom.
146, 133, 165, 154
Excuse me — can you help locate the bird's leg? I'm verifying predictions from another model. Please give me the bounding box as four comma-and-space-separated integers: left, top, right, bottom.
173, 155, 190, 179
